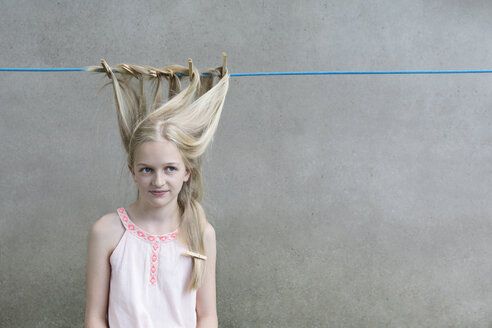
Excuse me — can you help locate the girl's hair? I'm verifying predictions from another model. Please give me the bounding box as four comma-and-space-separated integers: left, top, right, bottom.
89, 55, 229, 290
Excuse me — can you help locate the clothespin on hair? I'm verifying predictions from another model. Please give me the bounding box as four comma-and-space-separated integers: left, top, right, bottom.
119, 63, 133, 75
100, 59, 112, 79
183, 250, 207, 261
222, 52, 227, 76
188, 58, 193, 80
148, 69, 158, 78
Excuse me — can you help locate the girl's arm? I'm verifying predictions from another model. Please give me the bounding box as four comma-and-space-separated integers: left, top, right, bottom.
84, 215, 115, 328
196, 223, 218, 328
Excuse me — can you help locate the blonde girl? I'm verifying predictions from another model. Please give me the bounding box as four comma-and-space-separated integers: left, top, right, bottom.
84, 55, 229, 328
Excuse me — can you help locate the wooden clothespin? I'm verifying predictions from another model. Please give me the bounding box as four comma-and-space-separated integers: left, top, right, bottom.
183, 250, 207, 261
119, 63, 133, 75
100, 59, 112, 79
188, 58, 193, 80
148, 69, 158, 78
222, 52, 227, 76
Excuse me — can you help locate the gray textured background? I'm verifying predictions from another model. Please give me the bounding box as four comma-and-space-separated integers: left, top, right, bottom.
2, 1, 492, 327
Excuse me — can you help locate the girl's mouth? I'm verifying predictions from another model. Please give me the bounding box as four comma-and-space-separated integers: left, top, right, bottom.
150, 190, 169, 196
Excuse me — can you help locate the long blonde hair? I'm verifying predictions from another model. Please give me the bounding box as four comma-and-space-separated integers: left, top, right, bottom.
89, 55, 229, 290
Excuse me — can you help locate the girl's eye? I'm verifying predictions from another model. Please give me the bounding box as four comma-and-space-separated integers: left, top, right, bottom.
141, 167, 152, 173
166, 166, 177, 173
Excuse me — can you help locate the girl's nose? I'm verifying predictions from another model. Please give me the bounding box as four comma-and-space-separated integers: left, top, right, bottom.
153, 171, 166, 187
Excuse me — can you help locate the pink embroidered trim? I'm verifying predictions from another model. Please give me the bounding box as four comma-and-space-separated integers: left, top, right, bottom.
116, 208, 178, 286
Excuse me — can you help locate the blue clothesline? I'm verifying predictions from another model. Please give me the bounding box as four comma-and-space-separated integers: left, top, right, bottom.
2, 68, 492, 76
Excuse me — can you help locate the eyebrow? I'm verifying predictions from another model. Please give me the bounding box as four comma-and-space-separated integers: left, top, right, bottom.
136, 162, 179, 167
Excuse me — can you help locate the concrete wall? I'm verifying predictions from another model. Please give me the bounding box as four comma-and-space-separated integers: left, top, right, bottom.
2, 1, 492, 327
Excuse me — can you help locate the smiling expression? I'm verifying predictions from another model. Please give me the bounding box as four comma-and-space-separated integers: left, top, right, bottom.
129, 140, 190, 209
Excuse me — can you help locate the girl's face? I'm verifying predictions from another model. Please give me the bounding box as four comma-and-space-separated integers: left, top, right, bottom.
129, 140, 190, 209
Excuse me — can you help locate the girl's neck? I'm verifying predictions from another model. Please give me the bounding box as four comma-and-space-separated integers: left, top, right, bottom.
127, 200, 181, 232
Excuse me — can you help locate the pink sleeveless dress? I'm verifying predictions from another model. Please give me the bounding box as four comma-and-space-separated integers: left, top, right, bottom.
108, 208, 196, 328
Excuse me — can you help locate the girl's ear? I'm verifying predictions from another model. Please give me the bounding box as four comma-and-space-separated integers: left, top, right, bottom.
128, 165, 137, 182
184, 168, 191, 182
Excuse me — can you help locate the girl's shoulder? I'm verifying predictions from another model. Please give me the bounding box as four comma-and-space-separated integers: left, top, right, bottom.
203, 222, 215, 237
90, 211, 126, 255
203, 221, 216, 246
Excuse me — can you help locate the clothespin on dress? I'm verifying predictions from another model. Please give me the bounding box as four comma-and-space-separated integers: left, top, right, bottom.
183, 250, 207, 261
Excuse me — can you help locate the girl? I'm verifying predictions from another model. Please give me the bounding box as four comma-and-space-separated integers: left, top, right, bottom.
84, 55, 229, 328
